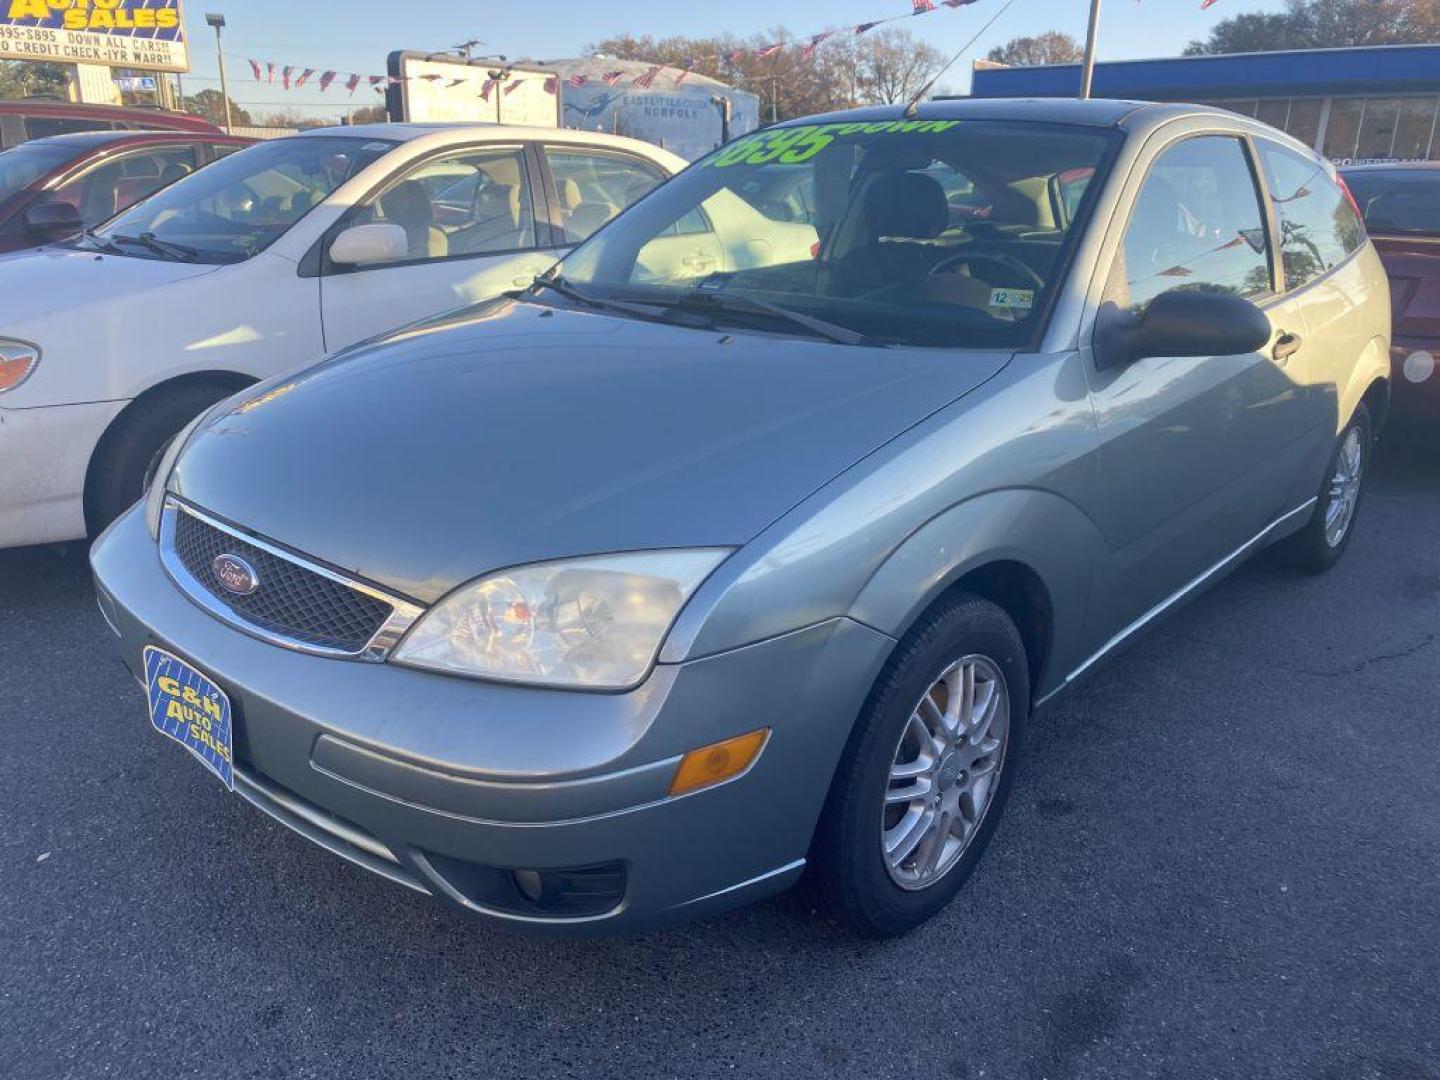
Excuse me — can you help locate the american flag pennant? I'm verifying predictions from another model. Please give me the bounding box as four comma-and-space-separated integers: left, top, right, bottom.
543, 76, 558, 94
634, 65, 662, 89
480, 78, 498, 100
504, 78, 526, 95
445, 77, 466, 88
318, 70, 336, 92
388, 75, 404, 85
1201, 0, 1220, 6
367, 75, 385, 88
941, 0, 978, 6
799, 31, 834, 60
247, 58, 261, 81
345, 73, 361, 96
266, 61, 276, 83
913, 0, 936, 12
295, 68, 315, 88
568, 74, 588, 87
755, 42, 784, 58
854, 21, 880, 34
419, 73, 443, 82
601, 70, 625, 86
281, 65, 293, 90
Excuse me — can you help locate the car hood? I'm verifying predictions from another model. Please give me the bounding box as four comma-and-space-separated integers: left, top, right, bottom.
173, 299, 1012, 603
0, 245, 220, 324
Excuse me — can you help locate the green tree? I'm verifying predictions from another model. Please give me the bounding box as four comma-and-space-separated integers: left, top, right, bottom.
1185, 0, 1440, 54
0, 60, 69, 99
182, 88, 252, 127
985, 31, 1084, 67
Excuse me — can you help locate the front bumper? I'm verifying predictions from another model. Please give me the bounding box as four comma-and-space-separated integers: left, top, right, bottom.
91, 506, 894, 934
0, 398, 127, 547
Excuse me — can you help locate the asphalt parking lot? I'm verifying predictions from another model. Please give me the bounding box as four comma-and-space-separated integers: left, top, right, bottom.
2, 427, 1437, 1080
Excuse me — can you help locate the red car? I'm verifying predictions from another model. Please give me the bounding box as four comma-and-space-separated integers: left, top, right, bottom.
0, 129, 252, 253
0, 100, 220, 149
1341, 163, 1440, 420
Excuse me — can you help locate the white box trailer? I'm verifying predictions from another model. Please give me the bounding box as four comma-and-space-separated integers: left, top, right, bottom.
386, 52, 560, 127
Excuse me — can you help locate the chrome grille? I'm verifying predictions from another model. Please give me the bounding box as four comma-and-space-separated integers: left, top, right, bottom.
161, 499, 422, 659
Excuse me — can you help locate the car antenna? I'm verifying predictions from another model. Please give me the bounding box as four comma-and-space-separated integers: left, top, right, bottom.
902, 0, 1018, 118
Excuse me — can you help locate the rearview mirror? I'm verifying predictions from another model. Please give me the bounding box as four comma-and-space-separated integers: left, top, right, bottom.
23, 199, 82, 242
329, 222, 408, 266
1095, 291, 1271, 371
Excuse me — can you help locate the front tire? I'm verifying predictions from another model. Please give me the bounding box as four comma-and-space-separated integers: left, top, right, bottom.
84, 381, 237, 537
810, 593, 1029, 938
1273, 403, 1372, 575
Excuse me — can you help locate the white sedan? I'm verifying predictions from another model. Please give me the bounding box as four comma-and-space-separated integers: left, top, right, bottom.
0, 123, 687, 548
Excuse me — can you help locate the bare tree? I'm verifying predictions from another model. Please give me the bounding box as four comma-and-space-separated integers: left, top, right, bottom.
854, 28, 946, 105
985, 31, 1084, 67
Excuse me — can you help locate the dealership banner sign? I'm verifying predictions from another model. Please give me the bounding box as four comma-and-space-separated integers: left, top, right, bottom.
0, 0, 188, 73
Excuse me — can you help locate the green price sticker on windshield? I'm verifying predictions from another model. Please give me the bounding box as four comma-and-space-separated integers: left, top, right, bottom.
706, 119, 961, 168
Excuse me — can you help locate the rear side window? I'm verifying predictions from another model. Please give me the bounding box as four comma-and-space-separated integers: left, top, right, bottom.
1109, 135, 1272, 314
25, 116, 114, 140
545, 148, 664, 243
1257, 140, 1365, 290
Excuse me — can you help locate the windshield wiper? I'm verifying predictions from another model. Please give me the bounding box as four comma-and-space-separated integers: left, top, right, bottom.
110, 231, 199, 262
656, 289, 866, 346
529, 275, 679, 322
81, 228, 125, 254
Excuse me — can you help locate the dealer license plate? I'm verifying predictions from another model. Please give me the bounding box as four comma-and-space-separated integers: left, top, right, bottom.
142, 646, 234, 791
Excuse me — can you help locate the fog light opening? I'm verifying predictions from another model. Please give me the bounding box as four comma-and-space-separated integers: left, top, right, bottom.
512, 868, 545, 904
669, 728, 769, 797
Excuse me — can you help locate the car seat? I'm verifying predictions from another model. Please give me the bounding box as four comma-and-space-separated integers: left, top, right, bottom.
379, 179, 447, 259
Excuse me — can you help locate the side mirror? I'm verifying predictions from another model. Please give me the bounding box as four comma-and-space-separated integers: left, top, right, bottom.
1095, 290, 1272, 371
328, 222, 408, 266
23, 199, 82, 242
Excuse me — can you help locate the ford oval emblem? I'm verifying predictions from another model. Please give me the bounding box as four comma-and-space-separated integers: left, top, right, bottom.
212, 553, 259, 596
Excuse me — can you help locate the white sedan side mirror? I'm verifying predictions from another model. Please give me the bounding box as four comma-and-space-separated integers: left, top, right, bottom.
329, 222, 408, 266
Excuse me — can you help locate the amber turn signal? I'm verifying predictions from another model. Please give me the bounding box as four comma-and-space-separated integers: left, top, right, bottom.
668, 728, 769, 797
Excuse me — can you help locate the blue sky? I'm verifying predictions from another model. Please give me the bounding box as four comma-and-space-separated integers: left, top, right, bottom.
176, 0, 1286, 117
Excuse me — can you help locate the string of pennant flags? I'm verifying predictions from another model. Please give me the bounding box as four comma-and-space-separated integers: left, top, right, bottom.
242, 0, 1223, 101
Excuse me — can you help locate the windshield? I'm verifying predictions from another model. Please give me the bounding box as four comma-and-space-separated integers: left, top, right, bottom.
552, 119, 1117, 348
1343, 169, 1440, 236
0, 142, 76, 202
87, 135, 396, 264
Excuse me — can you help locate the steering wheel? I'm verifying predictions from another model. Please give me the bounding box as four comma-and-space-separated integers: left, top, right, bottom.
928, 249, 1045, 291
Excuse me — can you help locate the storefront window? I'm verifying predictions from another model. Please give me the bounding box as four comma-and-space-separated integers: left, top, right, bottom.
1255, 99, 1290, 131
1355, 97, 1402, 159
1285, 99, 1324, 148
1393, 97, 1439, 160
1323, 98, 1365, 160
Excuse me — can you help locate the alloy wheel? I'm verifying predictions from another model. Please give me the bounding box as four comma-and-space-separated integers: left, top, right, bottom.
1324, 426, 1364, 548
881, 655, 1010, 891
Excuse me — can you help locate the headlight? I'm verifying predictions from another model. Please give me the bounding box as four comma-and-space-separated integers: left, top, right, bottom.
392, 549, 729, 690
144, 411, 208, 540
0, 339, 40, 394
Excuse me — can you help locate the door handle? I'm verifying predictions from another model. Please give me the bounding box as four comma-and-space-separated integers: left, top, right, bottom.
1272, 331, 1303, 363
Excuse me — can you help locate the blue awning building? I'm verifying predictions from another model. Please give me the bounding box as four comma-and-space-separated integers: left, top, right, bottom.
967, 44, 1440, 164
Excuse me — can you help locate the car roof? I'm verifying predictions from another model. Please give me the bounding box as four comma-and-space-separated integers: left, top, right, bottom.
19, 130, 237, 153
1339, 161, 1440, 172
289, 121, 685, 168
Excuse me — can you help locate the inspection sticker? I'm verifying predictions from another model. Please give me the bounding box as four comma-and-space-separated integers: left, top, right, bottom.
143, 646, 234, 790
989, 288, 1035, 310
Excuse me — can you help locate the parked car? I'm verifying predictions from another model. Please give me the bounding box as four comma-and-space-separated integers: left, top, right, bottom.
0, 99, 220, 149
0, 130, 252, 253
1340, 162, 1440, 419
0, 123, 685, 548
92, 99, 1391, 938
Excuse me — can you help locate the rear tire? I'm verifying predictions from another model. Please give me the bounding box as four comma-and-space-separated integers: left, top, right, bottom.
810, 593, 1029, 938
84, 381, 237, 537
1272, 403, 1372, 575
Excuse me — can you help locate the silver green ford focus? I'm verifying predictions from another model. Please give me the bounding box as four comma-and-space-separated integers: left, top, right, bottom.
92, 98, 1390, 937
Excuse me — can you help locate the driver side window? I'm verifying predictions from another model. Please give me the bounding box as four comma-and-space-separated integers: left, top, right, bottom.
1110, 135, 1273, 314
351, 145, 536, 266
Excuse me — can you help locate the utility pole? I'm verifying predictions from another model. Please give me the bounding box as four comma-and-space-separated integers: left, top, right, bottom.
205, 12, 232, 132
1079, 0, 1102, 100
454, 39, 482, 60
